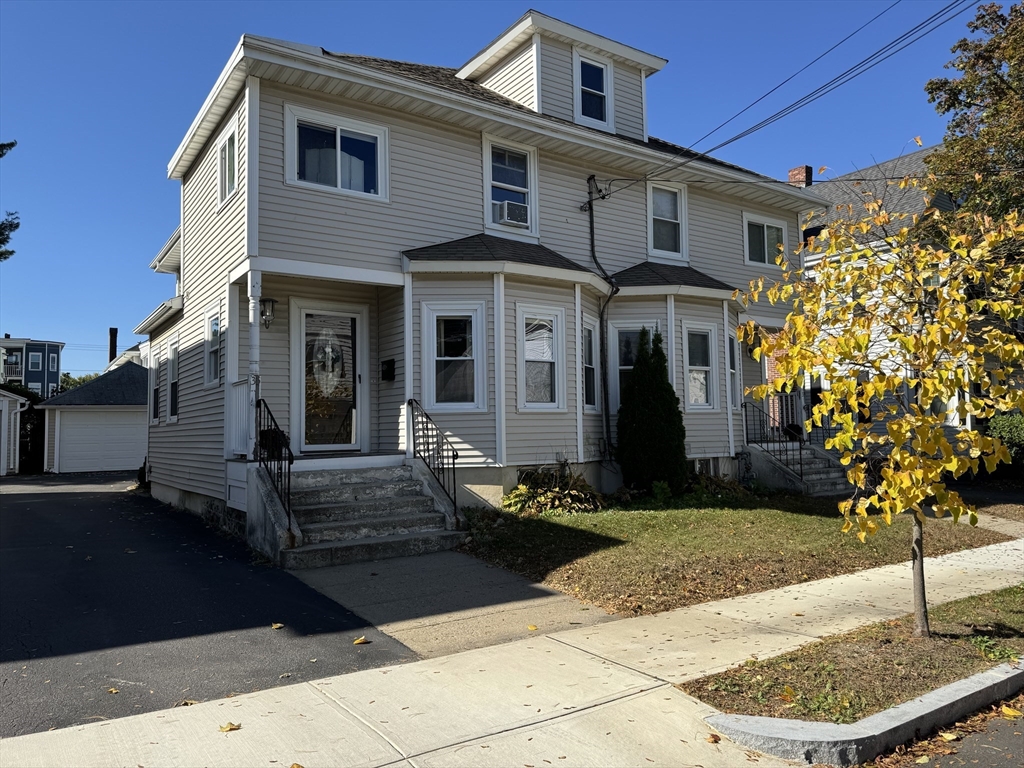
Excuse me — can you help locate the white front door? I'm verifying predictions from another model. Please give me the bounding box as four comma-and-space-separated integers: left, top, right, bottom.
290, 299, 370, 454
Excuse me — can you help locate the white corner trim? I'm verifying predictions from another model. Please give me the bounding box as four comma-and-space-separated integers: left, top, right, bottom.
532, 33, 542, 113
641, 67, 649, 141
494, 274, 507, 465
245, 76, 260, 257
666, 295, 677, 393
53, 410, 61, 473
403, 273, 414, 457
723, 300, 736, 456
574, 284, 583, 463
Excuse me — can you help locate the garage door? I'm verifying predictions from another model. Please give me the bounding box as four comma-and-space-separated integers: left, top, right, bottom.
58, 409, 147, 473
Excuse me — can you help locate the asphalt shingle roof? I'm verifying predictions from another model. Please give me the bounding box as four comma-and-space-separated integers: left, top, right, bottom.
404, 233, 596, 273
42, 362, 147, 408
612, 262, 736, 291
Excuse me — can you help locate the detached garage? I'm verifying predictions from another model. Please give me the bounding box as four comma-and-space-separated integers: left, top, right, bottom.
41, 363, 148, 473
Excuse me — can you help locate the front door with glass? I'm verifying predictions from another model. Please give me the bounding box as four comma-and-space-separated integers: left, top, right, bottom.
302, 311, 358, 450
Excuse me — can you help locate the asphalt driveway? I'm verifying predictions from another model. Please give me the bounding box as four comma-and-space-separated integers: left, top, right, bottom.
0, 473, 415, 738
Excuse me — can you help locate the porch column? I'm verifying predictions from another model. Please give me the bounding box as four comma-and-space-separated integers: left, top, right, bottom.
248, 270, 262, 459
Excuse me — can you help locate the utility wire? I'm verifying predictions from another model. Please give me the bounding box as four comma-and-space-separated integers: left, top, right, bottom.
600, 0, 976, 202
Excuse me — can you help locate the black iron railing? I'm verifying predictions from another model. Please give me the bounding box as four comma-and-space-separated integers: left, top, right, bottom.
408, 399, 459, 513
256, 399, 294, 528
742, 400, 805, 480
804, 403, 838, 449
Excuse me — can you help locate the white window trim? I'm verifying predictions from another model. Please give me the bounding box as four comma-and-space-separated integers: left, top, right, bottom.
728, 336, 741, 412
204, 305, 221, 388
283, 103, 390, 202
216, 117, 239, 209
572, 47, 615, 132
48, 353, 58, 372
28, 352, 42, 371
27, 382, 42, 395
149, 347, 161, 425
48, 382, 58, 397
483, 133, 540, 242
647, 181, 689, 262
742, 212, 789, 269
421, 301, 488, 413
682, 321, 720, 412
609, 320, 660, 412
582, 314, 600, 414
167, 334, 180, 423
516, 303, 566, 412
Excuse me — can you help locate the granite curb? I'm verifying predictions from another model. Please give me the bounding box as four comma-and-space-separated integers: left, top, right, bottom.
705, 662, 1024, 766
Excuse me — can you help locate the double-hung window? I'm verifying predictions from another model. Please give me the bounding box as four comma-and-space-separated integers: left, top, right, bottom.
612, 324, 657, 410
204, 307, 221, 387
49, 353, 58, 372
218, 126, 237, 205
573, 49, 614, 131
484, 135, 538, 237
581, 319, 599, 412
684, 325, 717, 409
422, 302, 486, 411
744, 213, 787, 266
648, 183, 687, 259
28, 352, 41, 371
518, 305, 565, 410
286, 104, 389, 200
728, 337, 741, 410
168, 337, 179, 421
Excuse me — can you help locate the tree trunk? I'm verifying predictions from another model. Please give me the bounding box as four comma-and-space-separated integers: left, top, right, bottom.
911, 513, 931, 638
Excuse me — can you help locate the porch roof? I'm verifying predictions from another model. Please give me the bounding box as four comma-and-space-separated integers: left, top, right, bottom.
403, 233, 597, 274
612, 262, 736, 291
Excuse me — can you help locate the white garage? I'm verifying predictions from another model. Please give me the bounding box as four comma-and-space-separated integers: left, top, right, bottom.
41, 362, 148, 474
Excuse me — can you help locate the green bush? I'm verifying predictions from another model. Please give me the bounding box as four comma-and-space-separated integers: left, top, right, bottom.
616, 327, 688, 494
987, 413, 1024, 461
501, 464, 603, 517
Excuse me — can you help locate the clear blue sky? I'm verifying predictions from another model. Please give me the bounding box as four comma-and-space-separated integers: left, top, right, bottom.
0, 0, 977, 375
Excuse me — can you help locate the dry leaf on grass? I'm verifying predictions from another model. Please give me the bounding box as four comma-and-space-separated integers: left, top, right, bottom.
706, 734, 721, 744
353, 636, 369, 645
271, 623, 284, 630
107, 688, 119, 694
219, 722, 241, 732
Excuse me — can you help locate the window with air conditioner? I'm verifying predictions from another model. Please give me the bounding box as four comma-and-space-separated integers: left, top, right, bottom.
484, 135, 538, 238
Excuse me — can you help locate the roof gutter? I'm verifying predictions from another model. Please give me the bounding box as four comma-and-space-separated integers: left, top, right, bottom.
133, 296, 184, 335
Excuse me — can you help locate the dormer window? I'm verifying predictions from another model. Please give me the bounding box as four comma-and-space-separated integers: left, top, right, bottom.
573, 49, 614, 131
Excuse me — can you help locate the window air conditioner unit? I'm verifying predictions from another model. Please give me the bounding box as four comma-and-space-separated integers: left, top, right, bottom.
498, 200, 530, 228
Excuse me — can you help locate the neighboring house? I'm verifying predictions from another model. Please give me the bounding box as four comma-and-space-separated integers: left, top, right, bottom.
0, 334, 65, 397
0, 386, 31, 476
105, 343, 144, 372
38, 362, 148, 473
134, 10, 828, 559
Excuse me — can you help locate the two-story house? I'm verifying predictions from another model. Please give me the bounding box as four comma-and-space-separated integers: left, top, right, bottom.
0, 334, 64, 397
135, 11, 826, 565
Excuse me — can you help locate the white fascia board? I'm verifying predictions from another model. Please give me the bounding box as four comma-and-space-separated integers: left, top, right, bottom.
149, 227, 182, 272
133, 296, 184, 335
37, 404, 146, 411
173, 36, 819, 210
457, 10, 667, 80
405, 259, 612, 294
617, 284, 735, 301
247, 256, 404, 287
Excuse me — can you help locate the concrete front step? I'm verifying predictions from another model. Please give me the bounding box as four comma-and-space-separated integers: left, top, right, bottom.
302, 512, 448, 544
282, 530, 466, 569
801, 468, 850, 483
291, 464, 413, 489
806, 480, 855, 497
291, 479, 425, 507
292, 495, 436, 525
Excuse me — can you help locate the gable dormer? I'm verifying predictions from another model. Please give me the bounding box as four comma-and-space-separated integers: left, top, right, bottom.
457, 10, 666, 142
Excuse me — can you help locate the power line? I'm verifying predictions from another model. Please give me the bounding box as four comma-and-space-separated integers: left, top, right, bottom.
600, 0, 976, 203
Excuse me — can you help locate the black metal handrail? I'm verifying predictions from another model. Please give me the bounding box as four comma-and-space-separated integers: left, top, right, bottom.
742, 401, 804, 480
408, 399, 459, 513
804, 402, 838, 449
256, 399, 294, 528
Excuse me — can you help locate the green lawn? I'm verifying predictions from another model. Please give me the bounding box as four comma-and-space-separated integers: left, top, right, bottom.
462, 492, 1010, 616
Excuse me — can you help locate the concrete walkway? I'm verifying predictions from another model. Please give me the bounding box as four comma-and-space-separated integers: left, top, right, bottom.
292, 551, 614, 658
1, 538, 1021, 768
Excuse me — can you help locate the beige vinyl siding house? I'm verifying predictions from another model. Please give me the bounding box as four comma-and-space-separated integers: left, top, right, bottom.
133, 9, 825, 521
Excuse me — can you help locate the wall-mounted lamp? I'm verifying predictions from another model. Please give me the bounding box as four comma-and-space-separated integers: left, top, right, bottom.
259, 297, 278, 329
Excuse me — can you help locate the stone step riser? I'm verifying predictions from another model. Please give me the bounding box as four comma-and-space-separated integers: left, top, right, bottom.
293, 497, 436, 525
282, 531, 465, 569
291, 465, 412, 489
303, 514, 448, 544
291, 480, 424, 506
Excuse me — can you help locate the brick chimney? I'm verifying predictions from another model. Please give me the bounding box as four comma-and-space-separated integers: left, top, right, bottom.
788, 165, 813, 188
108, 327, 118, 363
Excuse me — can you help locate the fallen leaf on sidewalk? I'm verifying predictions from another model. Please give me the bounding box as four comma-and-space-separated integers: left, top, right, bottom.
309, 658, 317, 663
279, 673, 291, 679
290, 764, 305, 768
219, 722, 241, 732
107, 688, 119, 694
914, 757, 929, 764
1001, 705, 1022, 719
124, 549, 137, 554
792, 613, 804, 617
271, 623, 284, 630
706, 734, 720, 744
527, 625, 538, 631
353, 636, 369, 645
175, 699, 198, 707
939, 731, 960, 741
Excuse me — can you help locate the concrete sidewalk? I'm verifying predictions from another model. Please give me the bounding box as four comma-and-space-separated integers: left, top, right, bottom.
1, 538, 1021, 768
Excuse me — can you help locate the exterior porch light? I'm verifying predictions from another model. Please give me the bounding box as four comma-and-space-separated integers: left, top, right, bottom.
259, 297, 278, 329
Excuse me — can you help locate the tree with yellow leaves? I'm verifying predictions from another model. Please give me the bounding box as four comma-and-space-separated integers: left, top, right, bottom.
737, 201, 1024, 638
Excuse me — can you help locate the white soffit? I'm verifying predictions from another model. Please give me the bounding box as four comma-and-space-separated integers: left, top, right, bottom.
150, 227, 182, 273
456, 10, 667, 81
